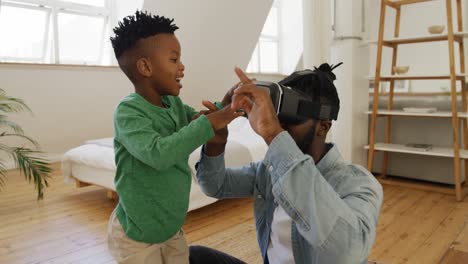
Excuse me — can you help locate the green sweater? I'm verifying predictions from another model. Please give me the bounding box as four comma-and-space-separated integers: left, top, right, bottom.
113, 93, 214, 243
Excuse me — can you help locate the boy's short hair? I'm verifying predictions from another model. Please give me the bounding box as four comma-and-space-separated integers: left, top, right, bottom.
110, 10, 179, 59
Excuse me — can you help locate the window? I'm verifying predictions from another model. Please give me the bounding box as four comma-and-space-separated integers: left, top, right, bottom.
57, 12, 107, 64
247, 1, 281, 74
0, 4, 49, 62
0, 0, 111, 65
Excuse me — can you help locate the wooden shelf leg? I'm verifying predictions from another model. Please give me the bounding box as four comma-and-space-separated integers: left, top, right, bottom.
382, 6, 401, 178
456, 0, 467, 201
368, 0, 388, 172
446, 0, 463, 201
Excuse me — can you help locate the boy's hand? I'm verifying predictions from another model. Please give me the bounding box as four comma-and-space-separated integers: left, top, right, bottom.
191, 110, 210, 121
202, 100, 242, 156
205, 101, 244, 132
201, 101, 229, 144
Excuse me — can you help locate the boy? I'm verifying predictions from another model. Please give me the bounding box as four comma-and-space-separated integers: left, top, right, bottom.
107, 11, 241, 264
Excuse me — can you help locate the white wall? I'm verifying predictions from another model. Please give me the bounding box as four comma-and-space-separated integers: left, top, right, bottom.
142, 0, 272, 105
0, 64, 131, 161
0, 0, 273, 164
114, 0, 145, 25
330, 0, 370, 166
302, 0, 332, 68
367, 0, 467, 93
280, 0, 303, 74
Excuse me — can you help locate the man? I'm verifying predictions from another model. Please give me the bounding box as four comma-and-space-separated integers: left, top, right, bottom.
190, 64, 383, 264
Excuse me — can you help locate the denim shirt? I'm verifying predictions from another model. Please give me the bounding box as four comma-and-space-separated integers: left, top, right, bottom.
196, 131, 383, 264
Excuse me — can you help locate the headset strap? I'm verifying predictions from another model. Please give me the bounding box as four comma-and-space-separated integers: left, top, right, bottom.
297, 100, 338, 120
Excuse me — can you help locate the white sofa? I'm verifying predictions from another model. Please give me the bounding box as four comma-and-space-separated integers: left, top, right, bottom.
62, 117, 268, 212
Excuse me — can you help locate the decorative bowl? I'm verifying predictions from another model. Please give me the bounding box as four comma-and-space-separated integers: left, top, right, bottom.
393, 66, 409, 74
428, 25, 445, 34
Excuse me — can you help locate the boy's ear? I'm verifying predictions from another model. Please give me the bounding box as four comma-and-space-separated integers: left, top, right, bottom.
136, 58, 152, 77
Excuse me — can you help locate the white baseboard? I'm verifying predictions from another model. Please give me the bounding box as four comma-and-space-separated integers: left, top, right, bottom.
5, 153, 63, 171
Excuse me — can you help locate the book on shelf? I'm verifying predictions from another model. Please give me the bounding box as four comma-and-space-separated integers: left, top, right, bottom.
404, 143, 433, 151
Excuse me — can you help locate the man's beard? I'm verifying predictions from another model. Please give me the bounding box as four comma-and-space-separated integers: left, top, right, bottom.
299, 123, 317, 154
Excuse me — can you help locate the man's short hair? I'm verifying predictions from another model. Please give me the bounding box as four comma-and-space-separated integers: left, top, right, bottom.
283, 63, 341, 119
110, 10, 179, 59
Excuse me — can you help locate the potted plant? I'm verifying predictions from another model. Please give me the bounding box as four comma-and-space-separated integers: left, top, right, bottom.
0, 89, 51, 199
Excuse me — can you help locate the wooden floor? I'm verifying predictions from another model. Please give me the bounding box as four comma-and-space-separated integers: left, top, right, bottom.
0, 164, 467, 264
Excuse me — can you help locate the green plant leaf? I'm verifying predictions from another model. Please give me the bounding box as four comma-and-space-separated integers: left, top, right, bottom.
0, 161, 7, 189
0, 89, 32, 114
0, 89, 51, 200
11, 148, 51, 200
0, 115, 24, 135
0, 133, 39, 147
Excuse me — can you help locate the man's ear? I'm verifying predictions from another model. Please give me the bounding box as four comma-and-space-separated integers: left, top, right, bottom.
136, 58, 152, 78
317, 120, 332, 137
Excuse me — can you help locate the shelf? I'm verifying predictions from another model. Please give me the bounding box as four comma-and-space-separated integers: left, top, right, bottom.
364, 143, 468, 159
368, 74, 468, 81
367, 32, 468, 46
386, 0, 438, 8
365, 110, 468, 118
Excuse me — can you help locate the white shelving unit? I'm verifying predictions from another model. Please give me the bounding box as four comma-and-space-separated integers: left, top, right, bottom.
367, 0, 468, 201
368, 74, 468, 81
365, 143, 468, 159
366, 32, 468, 45
365, 110, 468, 118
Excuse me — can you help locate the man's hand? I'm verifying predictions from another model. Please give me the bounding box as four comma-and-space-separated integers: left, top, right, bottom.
220, 82, 239, 107
231, 67, 284, 145
221, 79, 257, 107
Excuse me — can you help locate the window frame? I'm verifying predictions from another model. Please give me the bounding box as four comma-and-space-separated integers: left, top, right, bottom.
55, 9, 109, 64
247, 0, 282, 74
0, 0, 111, 65
0, 1, 52, 63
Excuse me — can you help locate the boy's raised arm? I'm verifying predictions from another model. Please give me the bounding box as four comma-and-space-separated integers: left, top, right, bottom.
183, 104, 199, 121
115, 102, 241, 171
115, 103, 214, 171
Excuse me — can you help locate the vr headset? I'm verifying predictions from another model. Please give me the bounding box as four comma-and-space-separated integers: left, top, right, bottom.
254, 63, 342, 125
